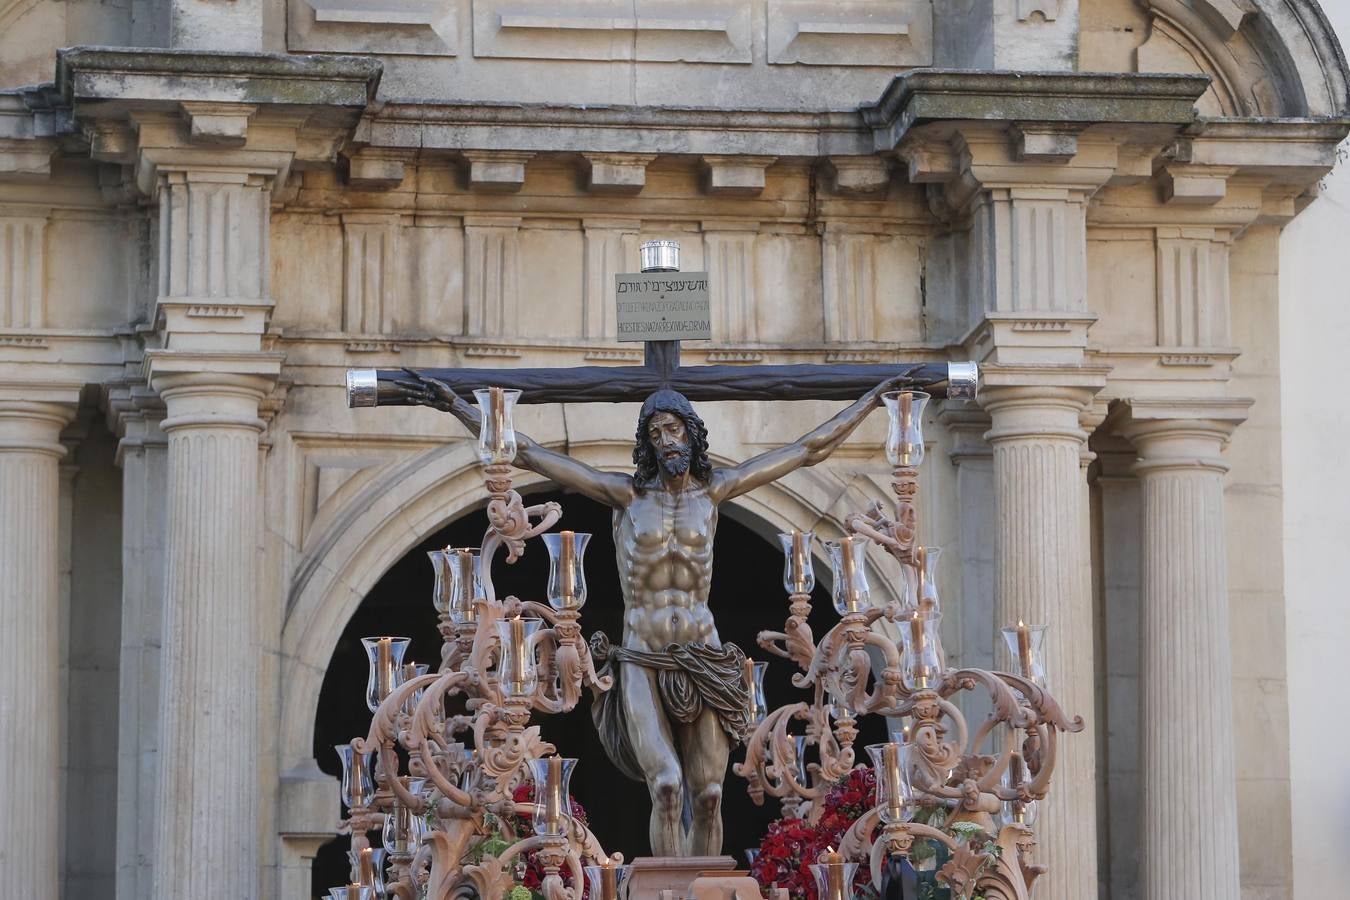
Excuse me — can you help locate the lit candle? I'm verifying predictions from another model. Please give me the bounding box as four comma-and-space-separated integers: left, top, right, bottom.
598, 857, 618, 900
509, 616, 528, 687
791, 530, 807, 593
560, 530, 576, 603
490, 386, 506, 452
744, 658, 757, 720
1016, 620, 1033, 679
357, 846, 374, 886
899, 392, 914, 466
454, 549, 477, 622
376, 637, 393, 701
909, 612, 929, 689
1010, 751, 1026, 823
840, 537, 859, 612
350, 750, 367, 807
822, 847, 845, 900
882, 742, 904, 820
545, 755, 564, 832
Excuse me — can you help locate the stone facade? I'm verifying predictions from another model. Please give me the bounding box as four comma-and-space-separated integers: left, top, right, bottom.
0, 2, 1346, 899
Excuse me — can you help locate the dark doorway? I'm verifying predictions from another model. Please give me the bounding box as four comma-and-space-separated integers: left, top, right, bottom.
312, 487, 887, 896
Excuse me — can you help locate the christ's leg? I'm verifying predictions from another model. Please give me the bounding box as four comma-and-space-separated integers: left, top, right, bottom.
679, 707, 731, 856
620, 661, 685, 856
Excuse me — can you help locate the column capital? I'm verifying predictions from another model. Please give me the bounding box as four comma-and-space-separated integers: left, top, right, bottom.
144, 351, 283, 434
0, 394, 80, 457
978, 374, 1107, 446
1109, 397, 1252, 474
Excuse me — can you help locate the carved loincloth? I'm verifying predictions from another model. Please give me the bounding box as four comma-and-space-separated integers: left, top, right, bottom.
588, 633, 750, 783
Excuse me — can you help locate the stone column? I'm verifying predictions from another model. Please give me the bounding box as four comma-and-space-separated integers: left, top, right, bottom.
0, 398, 76, 893
148, 368, 275, 900
1119, 405, 1247, 900
980, 382, 1099, 900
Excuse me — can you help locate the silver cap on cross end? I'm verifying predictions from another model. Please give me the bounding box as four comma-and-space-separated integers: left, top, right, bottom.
640, 240, 680, 273
347, 368, 379, 408
946, 361, 979, 400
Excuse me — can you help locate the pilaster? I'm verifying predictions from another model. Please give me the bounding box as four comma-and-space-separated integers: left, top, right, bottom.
702, 222, 759, 344
1113, 398, 1250, 900
582, 219, 640, 340
0, 389, 79, 897
464, 216, 522, 338
104, 383, 169, 900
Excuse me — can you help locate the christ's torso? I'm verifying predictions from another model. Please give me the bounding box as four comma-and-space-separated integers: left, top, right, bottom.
614, 482, 719, 650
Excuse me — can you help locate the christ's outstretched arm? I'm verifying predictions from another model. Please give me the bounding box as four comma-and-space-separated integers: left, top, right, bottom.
394, 372, 633, 508
709, 377, 908, 502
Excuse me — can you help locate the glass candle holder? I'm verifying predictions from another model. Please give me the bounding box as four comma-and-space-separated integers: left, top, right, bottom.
542, 530, 591, 611
866, 741, 916, 825
1001, 750, 1038, 827
382, 777, 427, 855
528, 756, 578, 837
327, 888, 375, 900
473, 387, 521, 466
1000, 621, 1048, 687
825, 536, 871, 615
335, 743, 374, 810
348, 846, 386, 898
777, 530, 816, 595
745, 848, 760, 867
495, 616, 543, 699
899, 611, 943, 690
810, 852, 859, 900
361, 636, 411, 713
792, 734, 809, 787
397, 663, 430, 716
583, 861, 631, 900
744, 658, 768, 726
904, 546, 942, 613
882, 390, 930, 468
430, 547, 481, 623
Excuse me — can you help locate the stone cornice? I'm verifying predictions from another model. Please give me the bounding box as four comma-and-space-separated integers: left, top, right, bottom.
360, 101, 874, 158
56, 47, 382, 112
863, 70, 1213, 151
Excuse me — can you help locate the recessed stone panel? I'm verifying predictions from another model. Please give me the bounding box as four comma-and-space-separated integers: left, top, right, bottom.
767, 0, 933, 66
471, 0, 751, 63
289, 0, 458, 56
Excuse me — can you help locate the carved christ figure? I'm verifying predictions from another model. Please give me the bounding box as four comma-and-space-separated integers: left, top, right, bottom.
396, 372, 902, 856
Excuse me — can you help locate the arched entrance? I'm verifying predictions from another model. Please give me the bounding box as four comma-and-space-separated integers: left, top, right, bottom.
309, 487, 889, 894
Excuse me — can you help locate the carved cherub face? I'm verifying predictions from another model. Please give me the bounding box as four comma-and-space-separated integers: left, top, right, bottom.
648, 411, 691, 478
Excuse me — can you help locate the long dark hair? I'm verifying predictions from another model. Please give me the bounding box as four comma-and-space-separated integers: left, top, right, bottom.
632, 389, 713, 489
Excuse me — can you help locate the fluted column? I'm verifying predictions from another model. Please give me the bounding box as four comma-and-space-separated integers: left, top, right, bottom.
149, 371, 272, 900
0, 399, 76, 893
981, 383, 1099, 900
1121, 411, 1245, 900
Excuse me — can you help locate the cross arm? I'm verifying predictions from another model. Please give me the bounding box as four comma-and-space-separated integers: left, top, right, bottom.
346, 361, 977, 407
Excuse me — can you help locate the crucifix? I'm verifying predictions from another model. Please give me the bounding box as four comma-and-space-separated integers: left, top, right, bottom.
345, 240, 977, 859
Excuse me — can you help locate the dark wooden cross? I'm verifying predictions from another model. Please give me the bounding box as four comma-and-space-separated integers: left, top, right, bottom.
352, 339, 973, 408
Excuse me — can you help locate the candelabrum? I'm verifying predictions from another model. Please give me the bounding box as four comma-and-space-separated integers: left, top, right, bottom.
331, 386, 630, 900
735, 390, 1084, 900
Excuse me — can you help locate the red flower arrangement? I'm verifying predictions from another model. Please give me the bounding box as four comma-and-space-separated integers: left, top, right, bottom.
495, 783, 591, 899
748, 766, 880, 900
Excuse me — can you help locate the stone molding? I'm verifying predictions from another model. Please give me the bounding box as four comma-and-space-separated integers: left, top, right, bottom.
1109, 397, 1252, 475
864, 70, 1212, 152
56, 47, 382, 111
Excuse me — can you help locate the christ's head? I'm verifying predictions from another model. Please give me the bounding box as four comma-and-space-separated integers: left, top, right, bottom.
633, 389, 712, 489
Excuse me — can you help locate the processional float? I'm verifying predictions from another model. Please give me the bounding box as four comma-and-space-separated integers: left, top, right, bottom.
329, 241, 1081, 900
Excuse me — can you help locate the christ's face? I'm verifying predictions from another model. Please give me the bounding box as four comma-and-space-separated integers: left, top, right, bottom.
647, 411, 691, 478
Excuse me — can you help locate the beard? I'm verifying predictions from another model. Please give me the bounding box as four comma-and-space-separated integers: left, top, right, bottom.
658, 444, 692, 478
